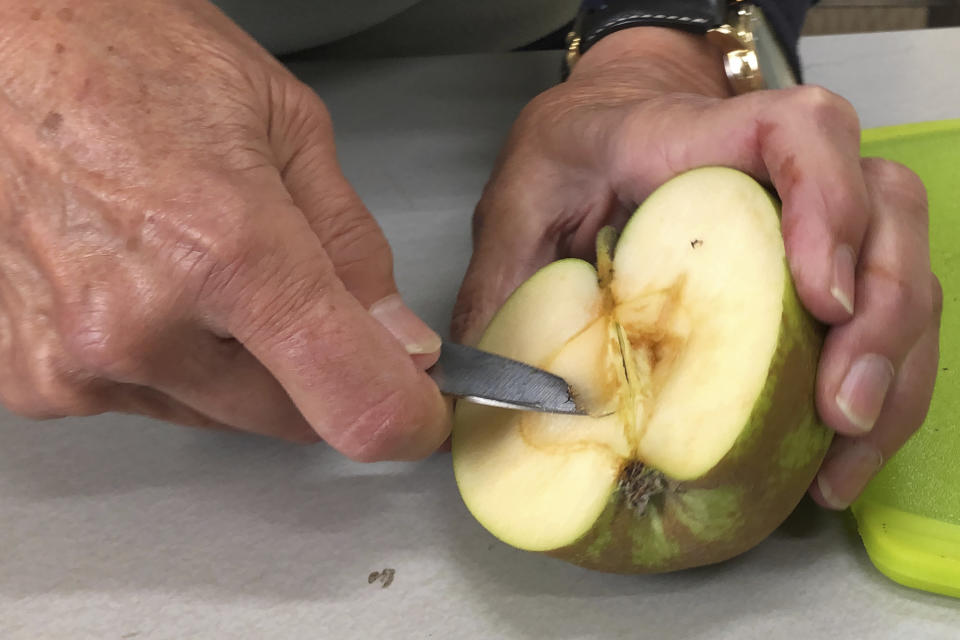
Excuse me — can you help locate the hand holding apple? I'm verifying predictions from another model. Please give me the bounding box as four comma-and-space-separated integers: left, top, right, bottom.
451, 28, 941, 516
0, 0, 448, 460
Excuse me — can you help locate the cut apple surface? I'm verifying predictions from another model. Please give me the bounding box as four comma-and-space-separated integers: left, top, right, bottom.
452, 167, 832, 573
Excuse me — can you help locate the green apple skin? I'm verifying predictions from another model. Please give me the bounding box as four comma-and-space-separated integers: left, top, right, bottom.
548, 271, 832, 573
453, 169, 833, 574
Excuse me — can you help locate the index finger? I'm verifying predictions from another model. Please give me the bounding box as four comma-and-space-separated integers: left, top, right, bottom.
612, 85, 871, 324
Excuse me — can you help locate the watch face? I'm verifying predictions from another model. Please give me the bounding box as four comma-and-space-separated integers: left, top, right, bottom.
750, 8, 798, 90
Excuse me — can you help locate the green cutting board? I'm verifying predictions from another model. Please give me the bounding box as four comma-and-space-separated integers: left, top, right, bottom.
850, 119, 960, 599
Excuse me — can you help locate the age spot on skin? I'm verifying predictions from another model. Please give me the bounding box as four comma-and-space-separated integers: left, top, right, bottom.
55, 43, 66, 54
777, 153, 803, 197
31, 9, 43, 20
77, 77, 93, 102
56, 7, 74, 22
38, 112, 64, 141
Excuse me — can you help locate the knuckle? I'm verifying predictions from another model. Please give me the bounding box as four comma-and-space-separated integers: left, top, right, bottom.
862, 157, 924, 190
60, 300, 147, 379
326, 213, 393, 282
867, 264, 930, 331
36, 378, 104, 418
321, 193, 377, 239
293, 83, 334, 133
148, 175, 267, 297
281, 76, 333, 127
195, 199, 262, 271
1, 368, 103, 419
791, 85, 859, 129
862, 158, 928, 219
0, 397, 58, 420
0, 384, 53, 419
202, 223, 261, 288
185, 213, 286, 311
268, 75, 335, 154
0, 310, 107, 418
881, 267, 917, 310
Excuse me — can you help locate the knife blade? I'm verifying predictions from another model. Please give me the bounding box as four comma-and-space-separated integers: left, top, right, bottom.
427, 342, 586, 416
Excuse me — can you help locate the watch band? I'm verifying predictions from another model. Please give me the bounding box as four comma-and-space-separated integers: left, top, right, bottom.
564, 0, 809, 84
578, 0, 726, 51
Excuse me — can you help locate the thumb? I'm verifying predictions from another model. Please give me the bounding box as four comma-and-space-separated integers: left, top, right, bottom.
271, 87, 441, 363
212, 201, 450, 462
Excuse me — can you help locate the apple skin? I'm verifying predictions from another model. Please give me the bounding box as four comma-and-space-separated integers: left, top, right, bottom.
452, 167, 833, 574
548, 270, 832, 573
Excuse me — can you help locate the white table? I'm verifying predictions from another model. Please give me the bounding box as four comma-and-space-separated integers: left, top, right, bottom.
2, 28, 959, 640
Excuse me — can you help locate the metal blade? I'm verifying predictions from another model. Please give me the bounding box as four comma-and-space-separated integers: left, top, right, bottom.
427, 342, 586, 416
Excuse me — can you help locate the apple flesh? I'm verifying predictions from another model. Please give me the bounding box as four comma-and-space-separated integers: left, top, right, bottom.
451, 167, 832, 573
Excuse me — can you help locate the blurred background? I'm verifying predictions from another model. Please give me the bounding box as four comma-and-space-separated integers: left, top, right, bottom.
512, 0, 960, 54
804, 0, 960, 34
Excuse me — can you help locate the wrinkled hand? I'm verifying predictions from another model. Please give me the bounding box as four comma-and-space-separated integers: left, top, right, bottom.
452, 29, 941, 509
0, 0, 449, 460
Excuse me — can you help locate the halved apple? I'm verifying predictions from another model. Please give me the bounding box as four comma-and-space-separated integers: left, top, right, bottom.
452, 167, 832, 573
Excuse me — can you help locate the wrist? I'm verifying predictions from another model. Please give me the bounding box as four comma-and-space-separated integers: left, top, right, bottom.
568, 27, 732, 99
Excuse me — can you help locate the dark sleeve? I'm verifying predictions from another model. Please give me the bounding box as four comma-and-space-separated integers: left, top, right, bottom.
754, 0, 818, 81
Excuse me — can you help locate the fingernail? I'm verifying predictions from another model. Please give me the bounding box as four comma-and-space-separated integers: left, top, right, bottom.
836, 353, 895, 433
370, 294, 442, 355
816, 442, 884, 510
830, 244, 856, 315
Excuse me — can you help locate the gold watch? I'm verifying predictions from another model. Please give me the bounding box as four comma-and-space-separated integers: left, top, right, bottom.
564, 0, 799, 93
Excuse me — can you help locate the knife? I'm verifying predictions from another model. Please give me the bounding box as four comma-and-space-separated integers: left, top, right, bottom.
427, 342, 587, 416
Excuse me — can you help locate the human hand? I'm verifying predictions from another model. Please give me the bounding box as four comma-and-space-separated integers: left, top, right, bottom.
451, 28, 941, 508
0, 0, 449, 460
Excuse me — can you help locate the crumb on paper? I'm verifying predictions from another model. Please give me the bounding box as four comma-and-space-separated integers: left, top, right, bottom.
368, 568, 396, 589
